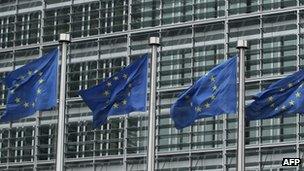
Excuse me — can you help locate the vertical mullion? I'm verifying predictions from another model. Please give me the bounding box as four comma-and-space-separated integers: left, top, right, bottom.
48, 126, 51, 161
33, 46, 43, 171
0, 18, 3, 48
98, 1, 101, 35
106, 123, 109, 156
105, 2, 109, 33
0, 19, 3, 46
54, 10, 57, 41
14, 129, 18, 163
118, 120, 122, 156
26, 14, 30, 45
189, 22, 195, 171
296, 9, 301, 171
223, 0, 229, 169
258, 0, 263, 167
123, 27, 131, 171
82, 125, 85, 158
122, 0, 126, 31
81, 5, 85, 37
128, 0, 132, 31
85, 62, 89, 90
79, 63, 83, 92
20, 129, 23, 163
88, 4, 91, 36
111, 0, 114, 33
76, 124, 80, 159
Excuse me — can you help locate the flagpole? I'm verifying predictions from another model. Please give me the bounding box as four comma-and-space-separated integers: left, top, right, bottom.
236, 40, 248, 171
147, 37, 160, 171
56, 33, 71, 171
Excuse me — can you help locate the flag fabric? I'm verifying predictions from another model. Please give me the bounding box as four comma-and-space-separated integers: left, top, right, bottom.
246, 70, 304, 120
1, 49, 58, 122
79, 54, 148, 128
170, 57, 237, 129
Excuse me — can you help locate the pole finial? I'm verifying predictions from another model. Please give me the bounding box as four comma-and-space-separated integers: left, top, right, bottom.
236, 40, 248, 49
59, 33, 71, 43
149, 37, 160, 46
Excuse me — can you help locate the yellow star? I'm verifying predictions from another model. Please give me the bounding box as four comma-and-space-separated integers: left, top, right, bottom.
280, 88, 285, 92
122, 99, 127, 105
38, 79, 44, 84
281, 105, 286, 110
114, 76, 119, 80
107, 82, 112, 87
195, 106, 202, 112
210, 76, 216, 82
296, 92, 301, 98
14, 97, 21, 103
211, 95, 216, 100
19, 75, 25, 80
103, 90, 110, 96
204, 103, 210, 108
212, 85, 217, 91
289, 100, 295, 106
288, 83, 293, 88
268, 96, 273, 102
24, 102, 29, 108
38, 72, 43, 76
113, 103, 119, 109
270, 103, 275, 108
27, 70, 32, 76
123, 74, 128, 79
37, 88, 42, 94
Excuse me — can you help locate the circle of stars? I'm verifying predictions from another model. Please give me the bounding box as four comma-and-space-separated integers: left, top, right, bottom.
102, 74, 130, 110
271, 81, 304, 113
11, 70, 45, 109
194, 75, 218, 113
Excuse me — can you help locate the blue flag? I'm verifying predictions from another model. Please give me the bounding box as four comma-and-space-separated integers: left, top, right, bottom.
79, 54, 148, 128
170, 57, 237, 129
246, 70, 304, 120
1, 49, 58, 122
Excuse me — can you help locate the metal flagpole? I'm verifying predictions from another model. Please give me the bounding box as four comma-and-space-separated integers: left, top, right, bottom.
236, 40, 248, 171
147, 37, 160, 171
56, 33, 71, 171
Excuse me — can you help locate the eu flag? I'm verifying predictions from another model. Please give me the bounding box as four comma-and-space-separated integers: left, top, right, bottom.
1, 49, 58, 122
246, 70, 304, 120
170, 57, 237, 129
79, 54, 148, 128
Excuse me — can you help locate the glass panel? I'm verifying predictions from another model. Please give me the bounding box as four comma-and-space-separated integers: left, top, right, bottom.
162, 0, 193, 25
131, 0, 160, 29
194, 0, 225, 20
228, 0, 259, 15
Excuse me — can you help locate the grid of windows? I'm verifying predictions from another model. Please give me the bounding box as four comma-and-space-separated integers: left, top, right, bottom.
0, 0, 304, 170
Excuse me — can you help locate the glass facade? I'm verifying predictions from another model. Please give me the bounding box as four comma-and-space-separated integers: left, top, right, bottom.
0, 0, 303, 170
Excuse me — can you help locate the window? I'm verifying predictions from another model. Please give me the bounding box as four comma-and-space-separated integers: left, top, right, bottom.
44, 7, 70, 42
0, 16, 14, 48
131, 0, 160, 29
194, 0, 225, 20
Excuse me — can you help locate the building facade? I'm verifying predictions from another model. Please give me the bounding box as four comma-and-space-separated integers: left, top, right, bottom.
0, 0, 303, 170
